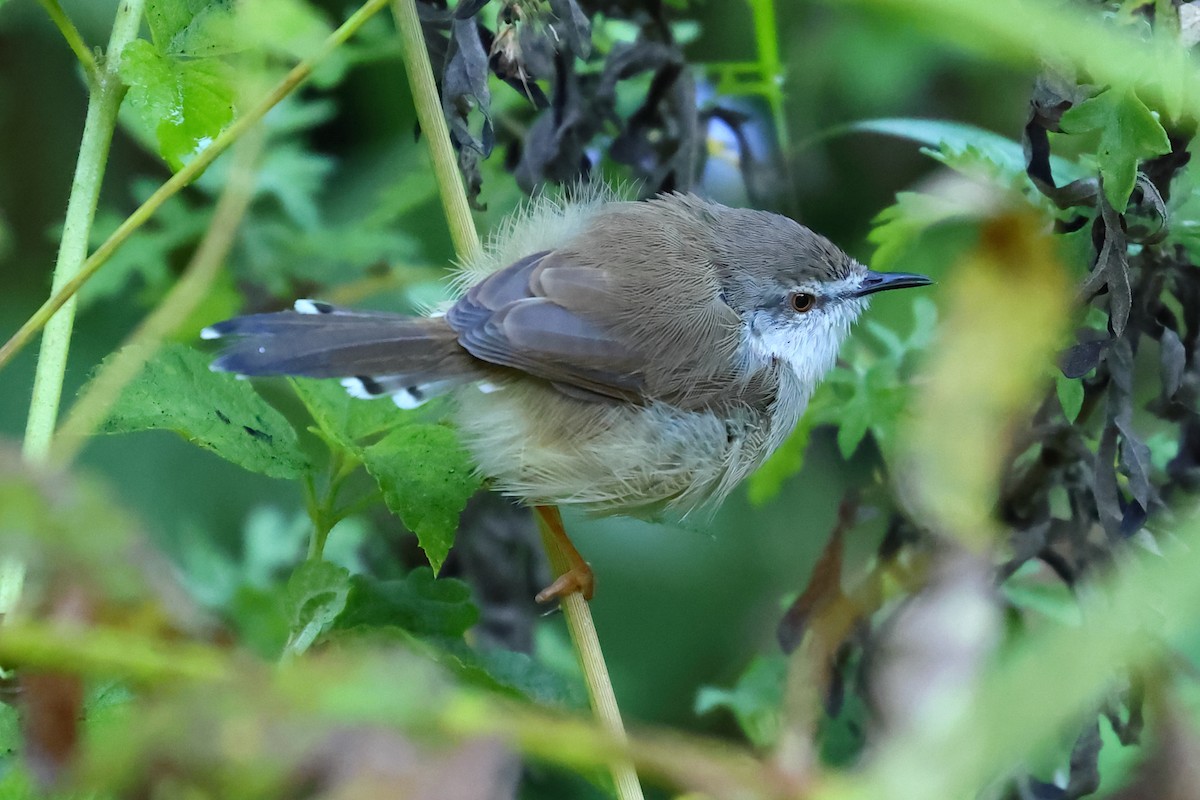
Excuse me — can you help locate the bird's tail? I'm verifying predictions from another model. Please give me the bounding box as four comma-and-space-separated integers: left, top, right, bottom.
203, 300, 483, 408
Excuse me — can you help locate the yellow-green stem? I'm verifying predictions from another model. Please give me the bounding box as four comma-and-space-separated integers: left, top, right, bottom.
22, 0, 146, 464
37, 0, 100, 84
390, 0, 480, 263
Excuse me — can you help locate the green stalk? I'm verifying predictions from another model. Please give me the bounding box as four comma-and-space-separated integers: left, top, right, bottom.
389, 3, 644, 799
0, 0, 392, 375
37, 0, 100, 84
22, 0, 146, 464
391, 0, 480, 263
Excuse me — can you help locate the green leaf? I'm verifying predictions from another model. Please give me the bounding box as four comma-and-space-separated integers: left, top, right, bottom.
869, 191, 970, 272
851, 118, 1085, 184
290, 378, 409, 449
335, 568, 479, 639
146, 0, 237, 56
97, 343, 310, 479
229, 585, 290, 658
360, 425, 480, 572
695, 655, 787, 749
284, 560, 352, 655
1055, 374, 1084, 423
1059, 88, 1171, 209
118, 38, 235, 171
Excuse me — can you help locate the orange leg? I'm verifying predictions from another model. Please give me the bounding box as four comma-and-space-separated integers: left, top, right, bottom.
533, 505, 595, 603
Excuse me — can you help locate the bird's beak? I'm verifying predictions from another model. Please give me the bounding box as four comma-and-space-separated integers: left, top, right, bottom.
854, 270, 933, 297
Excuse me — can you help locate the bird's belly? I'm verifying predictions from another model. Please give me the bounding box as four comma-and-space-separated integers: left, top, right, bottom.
454, 381, 774, 516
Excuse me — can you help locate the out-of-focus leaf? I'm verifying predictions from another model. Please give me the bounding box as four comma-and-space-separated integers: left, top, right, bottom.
900, 213, 1070, 546
695, 655, 787, 749
1095, 425, 1124, 539
1115, 417, 1154, 510
1160, 329, 1186, 399
82, 180, 210, 309
869, 192, 969, 275
1056, 374, 1085, 422
1060, 339, 1107, 378
284, 560, 351, 655
1059, 88, 1172, 210
335, 568, 479, 640
852, 118, 1084, 184
21, 669, 84, 785
97, 343, 310, 479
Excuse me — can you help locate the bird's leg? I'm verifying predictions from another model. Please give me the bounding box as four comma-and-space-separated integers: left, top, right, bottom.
533, 505, 595, 602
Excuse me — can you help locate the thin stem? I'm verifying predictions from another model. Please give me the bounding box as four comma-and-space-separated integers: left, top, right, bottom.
536, 508, 645, 800
22, 0, 146, 464
390, 0, 480, 263
388, 4, 644, 799
38, 0, 100, 84
52, 133, 264, 466
0, 0, 392, 375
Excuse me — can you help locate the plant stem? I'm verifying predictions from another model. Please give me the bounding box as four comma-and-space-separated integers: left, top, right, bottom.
8, 0, 147, 624
52, 134, 264, 466
37, 0, 100, 84
390, 0, 481, 263
22, 0, 145, 465
389, 3, 644, 799
0, 0, 392, 375
535, 509, 645, 800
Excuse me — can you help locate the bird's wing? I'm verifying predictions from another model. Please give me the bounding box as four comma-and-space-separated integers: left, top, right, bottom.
446, 251, 648, 403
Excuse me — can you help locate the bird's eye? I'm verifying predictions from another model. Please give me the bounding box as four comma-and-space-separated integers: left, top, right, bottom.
790, 292, 816, 313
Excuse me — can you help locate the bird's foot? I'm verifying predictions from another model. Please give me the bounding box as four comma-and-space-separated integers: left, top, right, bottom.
535, 563, 595, 603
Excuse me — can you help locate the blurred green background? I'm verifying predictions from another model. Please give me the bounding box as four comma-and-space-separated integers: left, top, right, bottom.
0, 0, 1033, 733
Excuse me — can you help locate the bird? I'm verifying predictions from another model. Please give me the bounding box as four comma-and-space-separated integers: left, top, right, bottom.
203, 188, 931, 600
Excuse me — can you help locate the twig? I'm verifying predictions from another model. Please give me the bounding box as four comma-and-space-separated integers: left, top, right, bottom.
388, 2, 644, 798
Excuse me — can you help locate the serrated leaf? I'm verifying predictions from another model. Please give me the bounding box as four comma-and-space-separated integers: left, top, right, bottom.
335, 568, 479, 639
97, 343, 309, 479
118, 39, 235, 171
695, 655, 786, 749
290, 378, 408, 450
360, 425, 480, 572
1056, 374, 1084, 423
1059, 88, 1171, 210
284, 560, 351, 655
